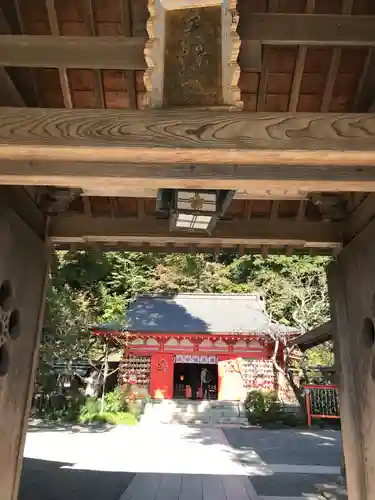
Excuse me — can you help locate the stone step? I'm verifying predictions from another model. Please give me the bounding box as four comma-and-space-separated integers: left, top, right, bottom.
315, 482, 348, 500
141, 400, 249, 426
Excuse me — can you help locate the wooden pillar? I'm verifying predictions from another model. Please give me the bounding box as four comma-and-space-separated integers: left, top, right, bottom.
327, 218, 375, 500
0, 193, 49, 500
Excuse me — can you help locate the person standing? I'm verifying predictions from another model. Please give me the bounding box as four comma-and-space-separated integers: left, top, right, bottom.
200, 367, 211, 400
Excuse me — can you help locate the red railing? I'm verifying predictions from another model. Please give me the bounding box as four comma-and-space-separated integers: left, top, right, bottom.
304, 384, 340, 427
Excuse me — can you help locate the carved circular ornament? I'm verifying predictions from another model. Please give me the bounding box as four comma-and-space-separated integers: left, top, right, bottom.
0, 281, 21, 377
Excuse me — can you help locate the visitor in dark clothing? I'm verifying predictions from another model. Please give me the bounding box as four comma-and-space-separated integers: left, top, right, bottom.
200, 367, 210, 400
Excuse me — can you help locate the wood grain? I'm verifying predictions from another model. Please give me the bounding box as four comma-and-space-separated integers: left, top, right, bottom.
49, 214, 342, 248
0, 108, 375, 166
0, 35, 146, 70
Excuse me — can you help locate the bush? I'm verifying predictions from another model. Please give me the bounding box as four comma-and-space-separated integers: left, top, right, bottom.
245, 390, 283, 425
80, 397, 100, 415
79, 411, 137, 425
103, 387, 129, 413
78, 388, 137, 425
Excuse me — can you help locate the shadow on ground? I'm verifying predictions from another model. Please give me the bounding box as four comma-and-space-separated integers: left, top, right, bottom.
27, 421, 114, 433
19, 457, 135, 500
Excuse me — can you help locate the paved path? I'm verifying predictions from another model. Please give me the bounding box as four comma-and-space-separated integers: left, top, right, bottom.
20, 423, 342, 500
223, 427, 342, 499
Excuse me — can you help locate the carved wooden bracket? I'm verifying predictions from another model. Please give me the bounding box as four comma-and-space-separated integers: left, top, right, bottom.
144, 0, 242, 109
0, 281, 21, 377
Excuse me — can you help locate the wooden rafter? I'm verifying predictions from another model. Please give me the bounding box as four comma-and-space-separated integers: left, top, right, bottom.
0, 68, 23, 106
288, 321, 333, 351
0, 35, 146, 69
45, 0, 72, 109
239, 14, 375, 47
2, 160, 375, 193
82, 187, 309, 200
49, 214, 342, 248
119, 0, 136, 109
0, 9, 24, 106
1, 14, 375, 74
353, 48, 375, 112
85, 0, 105, 109
256, 47, 268, 112
320, 0, 353, 113
288, 0, 315, 111
0, 108, 374, 167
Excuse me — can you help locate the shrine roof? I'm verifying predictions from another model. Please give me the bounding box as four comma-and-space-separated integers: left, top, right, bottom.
98, 293, 296, 336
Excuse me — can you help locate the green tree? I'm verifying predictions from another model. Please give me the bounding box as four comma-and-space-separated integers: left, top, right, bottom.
41, 250, 333, 404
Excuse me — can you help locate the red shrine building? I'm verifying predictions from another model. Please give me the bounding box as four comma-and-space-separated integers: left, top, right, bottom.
92, 293, 296, 401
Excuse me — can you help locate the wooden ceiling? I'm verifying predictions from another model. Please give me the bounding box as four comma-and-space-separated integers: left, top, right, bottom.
2, 0, 375, 255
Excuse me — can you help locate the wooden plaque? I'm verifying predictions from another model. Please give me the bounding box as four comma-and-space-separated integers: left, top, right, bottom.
144, 0, 242, 109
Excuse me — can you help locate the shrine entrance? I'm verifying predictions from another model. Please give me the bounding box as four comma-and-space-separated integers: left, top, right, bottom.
173, 356, 218, 400
3, 0, 375, 498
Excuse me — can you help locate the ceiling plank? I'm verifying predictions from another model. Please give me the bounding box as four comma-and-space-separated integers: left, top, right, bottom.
49, 214, 343, 248
0, 108, 374, 167
239, 14, 375, 47
0, 35, 146, 69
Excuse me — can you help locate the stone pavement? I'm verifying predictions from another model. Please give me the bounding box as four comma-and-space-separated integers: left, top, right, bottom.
21, 423, 342, 500
118, 423, 258, 500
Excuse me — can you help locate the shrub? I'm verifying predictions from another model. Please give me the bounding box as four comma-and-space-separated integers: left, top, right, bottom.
245, 390, 283, 425
80, 397, 100, 415
79, 411, 137, 426
104, 387, 129, 413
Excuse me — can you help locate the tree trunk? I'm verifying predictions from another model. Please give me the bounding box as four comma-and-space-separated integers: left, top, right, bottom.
271, 340, 306, 416
100, 344, 109, 414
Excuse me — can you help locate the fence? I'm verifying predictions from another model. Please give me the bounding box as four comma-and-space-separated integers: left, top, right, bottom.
304, 384, 340, 426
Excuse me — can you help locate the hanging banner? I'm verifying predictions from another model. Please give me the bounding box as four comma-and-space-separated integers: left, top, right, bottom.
174, 355, 217, 364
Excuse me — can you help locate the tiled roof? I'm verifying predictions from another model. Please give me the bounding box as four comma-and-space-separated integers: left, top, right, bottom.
121, 293, 296, 335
